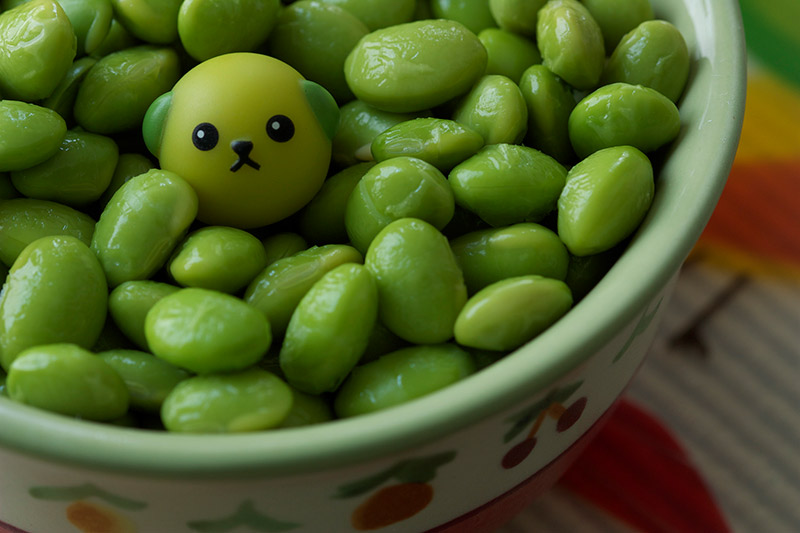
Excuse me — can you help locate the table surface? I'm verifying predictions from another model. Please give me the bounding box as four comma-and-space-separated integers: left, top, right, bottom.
502, 2, 800, 532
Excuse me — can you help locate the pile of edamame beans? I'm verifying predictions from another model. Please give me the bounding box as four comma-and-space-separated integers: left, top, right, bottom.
0, 0, 689, 433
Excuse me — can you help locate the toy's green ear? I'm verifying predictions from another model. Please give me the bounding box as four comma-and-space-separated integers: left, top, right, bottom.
142, 91, 173, 158
301, 80, 339, 142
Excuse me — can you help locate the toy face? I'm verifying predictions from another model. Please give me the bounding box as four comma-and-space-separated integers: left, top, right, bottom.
157, 53, 332, 228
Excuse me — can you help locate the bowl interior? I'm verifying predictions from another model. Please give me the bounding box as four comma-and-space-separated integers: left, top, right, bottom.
0, 0, 747, 477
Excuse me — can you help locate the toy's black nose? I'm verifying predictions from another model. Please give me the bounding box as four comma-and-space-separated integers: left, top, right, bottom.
230, 140, 261, 172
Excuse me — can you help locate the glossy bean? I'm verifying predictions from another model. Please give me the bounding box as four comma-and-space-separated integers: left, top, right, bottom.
448, 143, 567, 226
42, 57, 97, 124
92, 169, 198, 287
161, 368, 293, 433
57, 0, 113, 56
280, 263, 378, 394
488, 0, 546, 37
7, 343, 129, 420
321, 0, 415, 30
110, 0, 182, 44
365, 218, 467, 344
0, 100, 66, 172
334, 343, 476, 417
582, 0, 653, 52
557, 145, 654, 255
0, 198, 95, 267
454, 275, 573, 351
146, 288, 272, 375
89, 17, 137, 58
261, 232, 309, 266
108, 280, 180, 350
98, 349, 190, 412
430, 0, 496, 34
97, 152, 156, 208
453, 74, 528, 145
519, 64, 576, 164
478, 28, 541, 83
0, 235, 107, 370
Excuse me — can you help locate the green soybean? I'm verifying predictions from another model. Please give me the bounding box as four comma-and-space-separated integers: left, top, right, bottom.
279, 387, 334, 428
602, 20, 690, 103
430, 0, 496, 34
344, 19, 487, 113
365, 218, 467, 344
90, 17, 137, 58
332, 100, 425, 167
519, 64, 576, 164
334, 343, 476, 417
0, 0, 76, 101
453, 75, 528, 145
280, 263, 378, 394
0, 100, 66, 173
178, 0, 281, 62
108, 280, 180, 350
98, 349, 190, 412
261, 232, 309, 265
299, 162, 375, 244
42, 56, 97, 124
448, 143, 567, 227
454, 275, 573, 351
168, 226, 269, 294
345, 157, 455, 253
371, 118, 484, 172
536, 0, 605, 90
97, 152, 156, 208
478, 28, 541, 83
0, 198, 96, 267
161, 368, 293, 433
269, 1, 368, 103
450, 223, 569, 294
74, 45, 181, 134
92, 169, 198, 287
244, 244, 363, 337
320, 0, 415, 31
146, 288, 272, 375
558, 145, 654, 256
0, 235, 107, 370
568, 82, 681, 159
582, 0, 653, 52
360, 320, 408, 364
488, 0, 546, 37
110, 0, 182, 44
7, 343, 129, 421
11, 130, 119, 208
57, 0, 113, 56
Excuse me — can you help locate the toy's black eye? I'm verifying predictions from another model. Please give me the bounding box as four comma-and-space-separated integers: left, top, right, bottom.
266, 115, 294, 143
192, 122, 219, 151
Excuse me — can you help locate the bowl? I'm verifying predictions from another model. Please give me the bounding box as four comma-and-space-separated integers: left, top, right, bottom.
0, 1, 746, 531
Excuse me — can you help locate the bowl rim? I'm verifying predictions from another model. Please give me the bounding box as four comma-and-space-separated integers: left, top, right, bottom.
0, 0, 747, 478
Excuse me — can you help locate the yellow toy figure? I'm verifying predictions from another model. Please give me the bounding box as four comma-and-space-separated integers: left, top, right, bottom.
143, 53, 339, 229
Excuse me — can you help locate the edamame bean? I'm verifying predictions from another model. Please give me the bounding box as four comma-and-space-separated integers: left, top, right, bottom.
168, 226, 268, 294
518, 64, 576, 164
42, 57, 97, 123
536, 0, 605, 90
11, 130, 119, 207
478, 28, 541, 83
334, 343, 476, 417
0, 0, 76, 101
454, 275, 573, 351
74, 45, 181, 134
453, 74, 528, 145
98, 349, 190, 412
279, 387, 333, 428
261, 232, 309, 265
371, 118, 484, 172
268, 1, 368, 103
280, 263, 378, 394
108, 280, 180, 350
0, 100, 66, 172
321, 0, 415, 31
244, 244, 363, 337
430, 0, 496, 34
557, 145, 654, 255
90, 17, 137, 58
602, 20, 690, 103
360, 320, 408, 364
333, 100, 426, 166
97, 152, 156, 207
582, 0, 653, 52
344, 19, 488, 113
0, 198, 95, 267
7, 343, 129, 421
0, 235, 107, 370
178, 0, 281, 62
110, 0, 182, 44
365, 218, 467, 344
450, 223, 569, 294
57, 0, 113, 56
488, 0, 546, 37
145, 288, 272, 375
161, 368, 293, 433
568, 82, 681, 159
345, 156, 455, 254
448, 143, 567, 227
92, 169, 198, 287
299, 162, 375, 244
